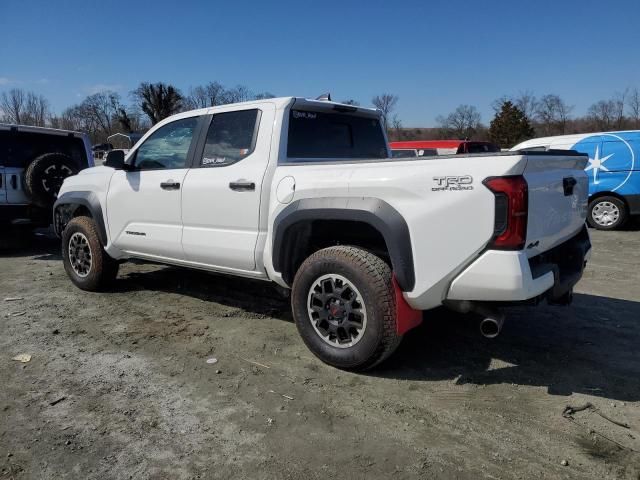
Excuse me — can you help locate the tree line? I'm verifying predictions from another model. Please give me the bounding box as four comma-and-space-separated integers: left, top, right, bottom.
2, 83, 640, 148
0, 82, 275, 144
390, 88, 640, 148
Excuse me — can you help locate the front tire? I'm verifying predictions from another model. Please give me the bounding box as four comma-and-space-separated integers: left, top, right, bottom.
587, 196, 627, 230
291, 246, 402, 370
62, 216, 118, 291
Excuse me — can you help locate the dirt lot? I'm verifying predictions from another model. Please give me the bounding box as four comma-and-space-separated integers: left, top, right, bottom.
1, 227, 639, 479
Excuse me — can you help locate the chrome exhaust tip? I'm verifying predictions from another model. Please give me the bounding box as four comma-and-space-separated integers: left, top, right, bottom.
479, 315, 504, 339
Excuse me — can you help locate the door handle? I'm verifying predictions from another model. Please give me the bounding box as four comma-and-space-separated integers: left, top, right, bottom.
160, 181, 181, 190
229, 180, 255, 191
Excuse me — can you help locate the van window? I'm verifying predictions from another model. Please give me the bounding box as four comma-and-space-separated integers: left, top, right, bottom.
460, 142, 500, 154
391, 149, 417, 158
417, 148, 438, 157
519, 146, 547, 152
286, 110, 387, 161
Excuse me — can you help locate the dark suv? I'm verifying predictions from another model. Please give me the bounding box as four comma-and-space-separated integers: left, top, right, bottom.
1, 124, 93, 230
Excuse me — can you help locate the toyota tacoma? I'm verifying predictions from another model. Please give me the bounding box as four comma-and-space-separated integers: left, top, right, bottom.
53, 96, 591, 370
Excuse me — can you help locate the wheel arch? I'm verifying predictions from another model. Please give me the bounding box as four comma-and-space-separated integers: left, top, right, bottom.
53, 191, 107, 245
272, 197, 415, 291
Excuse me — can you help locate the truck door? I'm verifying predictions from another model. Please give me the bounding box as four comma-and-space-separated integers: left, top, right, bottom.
106, 115, 201, 260
181, 105, 274, 273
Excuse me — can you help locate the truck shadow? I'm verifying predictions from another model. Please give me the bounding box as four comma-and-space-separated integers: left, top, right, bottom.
375, 294, 640, 402
117, 265, 640, 402
117, 265, 293, 321
6, 232, 638, 402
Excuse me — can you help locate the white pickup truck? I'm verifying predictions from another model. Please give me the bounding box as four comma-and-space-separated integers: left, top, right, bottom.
54, 97, 591, 370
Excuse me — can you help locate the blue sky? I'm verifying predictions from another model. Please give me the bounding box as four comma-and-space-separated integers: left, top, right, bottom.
1, 0, 639, 127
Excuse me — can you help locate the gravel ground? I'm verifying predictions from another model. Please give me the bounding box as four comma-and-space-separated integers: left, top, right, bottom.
1, 227, 639, 479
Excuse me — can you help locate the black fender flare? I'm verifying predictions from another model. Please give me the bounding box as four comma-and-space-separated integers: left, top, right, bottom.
53, 191, 108, 245
272, 197, 415, 291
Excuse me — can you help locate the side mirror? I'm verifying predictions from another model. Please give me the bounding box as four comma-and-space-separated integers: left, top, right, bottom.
104, 150, 127, 169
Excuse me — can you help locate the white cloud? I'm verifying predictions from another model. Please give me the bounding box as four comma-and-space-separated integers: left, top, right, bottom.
84, 83, 123, 95
0, 77, 12, 86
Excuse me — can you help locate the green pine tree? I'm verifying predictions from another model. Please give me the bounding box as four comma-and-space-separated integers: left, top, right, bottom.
489, 101, 535, 149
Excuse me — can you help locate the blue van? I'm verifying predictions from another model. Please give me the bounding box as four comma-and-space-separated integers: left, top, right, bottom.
512, 131, 640, 230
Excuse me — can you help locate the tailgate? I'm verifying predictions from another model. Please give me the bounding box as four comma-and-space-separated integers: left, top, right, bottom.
523, 152, 589, 257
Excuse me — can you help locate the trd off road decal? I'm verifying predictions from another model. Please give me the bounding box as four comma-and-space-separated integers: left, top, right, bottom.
432, 175, 474, 191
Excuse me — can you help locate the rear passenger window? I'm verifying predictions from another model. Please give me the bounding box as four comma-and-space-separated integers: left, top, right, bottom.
287, 110, 387, 161
200, 109, 260, 167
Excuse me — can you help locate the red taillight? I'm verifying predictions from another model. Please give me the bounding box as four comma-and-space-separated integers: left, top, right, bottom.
483, 176, 528, 250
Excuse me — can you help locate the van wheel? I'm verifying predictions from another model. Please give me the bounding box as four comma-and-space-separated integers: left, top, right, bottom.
62, 216, 118, 291
291, 246, 402, 371
25, 153, 78, 208
587, 196, 627, 230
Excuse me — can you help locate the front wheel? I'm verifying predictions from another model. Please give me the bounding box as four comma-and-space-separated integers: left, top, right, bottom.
291, 246, 402, 370
587, 196, 628, 230
62, 216, 119, 291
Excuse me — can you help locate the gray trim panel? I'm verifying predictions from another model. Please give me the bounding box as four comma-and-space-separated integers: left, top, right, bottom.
272, 197, 415, 291
53, 191, 107, 244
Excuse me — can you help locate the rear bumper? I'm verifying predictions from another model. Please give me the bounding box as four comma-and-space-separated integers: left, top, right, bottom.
624, 193, 640, 216
446, 226, 591, 303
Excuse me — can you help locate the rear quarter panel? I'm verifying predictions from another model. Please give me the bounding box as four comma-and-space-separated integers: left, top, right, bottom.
266, 154, 528, 309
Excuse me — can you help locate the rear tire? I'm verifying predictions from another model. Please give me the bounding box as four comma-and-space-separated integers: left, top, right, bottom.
587, 196, 627, 230
291, 246, 402, 371
62, 216, 118, 291
24, 153, 78, 208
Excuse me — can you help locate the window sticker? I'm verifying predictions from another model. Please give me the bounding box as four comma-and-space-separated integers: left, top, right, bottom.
202, 156, 227, 166
292, 111, 317, 120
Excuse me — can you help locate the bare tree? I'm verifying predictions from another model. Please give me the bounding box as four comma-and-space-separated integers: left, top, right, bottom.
0, 88, 51, 126
587, 100, 615, 130
372, 94, 399, 126
627, 87, 640, 129
436, 104, 482, 139
535, 94, 572, 135
491, 95, 510, 113
115, 107, 148, 133
50, 105, 86, 132
254, 92, 276, 100
186, 82, 227, 109
587, 94, 627, 131
223, 85, 253, 104
389, 114, 403, 139
1, 88, 26, 124
133, 82, 183, 125
79, 91, 121, 136
512, 90, 538, 121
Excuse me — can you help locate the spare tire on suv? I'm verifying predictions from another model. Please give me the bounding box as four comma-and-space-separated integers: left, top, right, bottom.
24, 153, 78, 208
